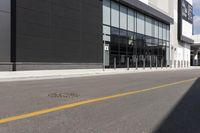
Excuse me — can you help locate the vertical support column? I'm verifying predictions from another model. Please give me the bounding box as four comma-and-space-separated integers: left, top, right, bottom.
11, 0, 17, 71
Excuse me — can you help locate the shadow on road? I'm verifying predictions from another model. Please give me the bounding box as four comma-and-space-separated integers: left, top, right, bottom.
153, 78, 200, 133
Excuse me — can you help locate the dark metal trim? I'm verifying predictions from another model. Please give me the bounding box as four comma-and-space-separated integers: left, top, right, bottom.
118, 0, 174, 24
178, 0, 182, 42
11, 0, 16, 71
12, 63, 103, 71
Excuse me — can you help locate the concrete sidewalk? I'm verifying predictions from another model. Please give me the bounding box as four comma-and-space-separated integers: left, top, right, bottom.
0, 67, 200, 82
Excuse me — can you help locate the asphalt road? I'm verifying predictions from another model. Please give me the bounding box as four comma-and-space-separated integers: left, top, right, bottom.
0, 69, 200, 133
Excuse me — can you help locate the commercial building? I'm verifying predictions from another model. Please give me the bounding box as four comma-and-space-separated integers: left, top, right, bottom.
0, 0, 193, 71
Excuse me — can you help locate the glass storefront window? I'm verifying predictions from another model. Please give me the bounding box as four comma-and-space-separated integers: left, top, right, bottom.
153, 20, 159, 38
111, 27, 119, 35
128, 8, 134, 32
137, 13, 145, 34
111, 1, 119, 28
120, 29, 127, 36
103, 25, 111, 41
128, 32, 134, 42
167, 42, 169, 46
103, 0, 170, 68
167, 25, 170, 41
159, 39, 163, 45
163, 41, 167, 46
103, 0, 110, 25
120, 5, 127, 30
146, 37, 152, 46
103, 25, 110, 35
119, 29, 127, 54
150, 38, 158, 46
145, 17, 152, 36
163, 24, 167, 41
159, 22, 163, 39
111, 27, 119, 53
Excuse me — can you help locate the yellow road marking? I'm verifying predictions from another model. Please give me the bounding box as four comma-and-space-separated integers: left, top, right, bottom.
0, 77, 197, 124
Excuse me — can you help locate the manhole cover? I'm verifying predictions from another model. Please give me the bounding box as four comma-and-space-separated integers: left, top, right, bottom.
48, 92, 79, 98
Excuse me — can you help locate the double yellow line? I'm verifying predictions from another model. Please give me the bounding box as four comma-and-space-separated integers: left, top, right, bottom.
0, 77, 197, 124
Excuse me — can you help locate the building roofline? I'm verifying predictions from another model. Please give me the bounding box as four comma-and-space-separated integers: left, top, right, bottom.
118, 0, 174, 24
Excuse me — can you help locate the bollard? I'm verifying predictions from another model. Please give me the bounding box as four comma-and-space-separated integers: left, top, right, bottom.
114, 57, 116, 70
150, 56, 152, 69
156, 57, 158, 69
184, 61, 186, 68
136, 57, 138, 70
161, 58, 163, 69
127, 57, 129, 70
179, 61, 180, 68
143, 56, 145, 69
12, 63, 16, 71
178, 61, 179, 68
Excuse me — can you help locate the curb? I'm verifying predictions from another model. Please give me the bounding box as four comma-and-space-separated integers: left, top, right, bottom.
0, 67, 199, 82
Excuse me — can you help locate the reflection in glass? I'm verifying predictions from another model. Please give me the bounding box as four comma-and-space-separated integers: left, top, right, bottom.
111, 1, 119, 28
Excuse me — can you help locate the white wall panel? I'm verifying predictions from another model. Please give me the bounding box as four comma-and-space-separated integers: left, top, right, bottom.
138, 0, 149, 5
186, 0, 192, 5
182, 20, 192, 38
103, 0, 111, 25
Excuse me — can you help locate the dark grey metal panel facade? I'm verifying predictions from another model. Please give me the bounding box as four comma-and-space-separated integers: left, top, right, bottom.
16, 0, 103, 64
119, 0, 174, 24
0, 63, 13, 71
0, 0, 11, 62
0, 0, 10, 11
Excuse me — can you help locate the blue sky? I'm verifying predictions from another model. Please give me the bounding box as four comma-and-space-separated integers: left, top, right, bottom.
193, 0, 200, 35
